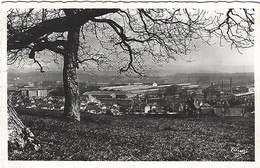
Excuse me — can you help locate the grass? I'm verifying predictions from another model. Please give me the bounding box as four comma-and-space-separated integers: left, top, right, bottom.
8, 108, 255, 161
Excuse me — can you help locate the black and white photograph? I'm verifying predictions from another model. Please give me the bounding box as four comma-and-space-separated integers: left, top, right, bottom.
1, 1, 259, 167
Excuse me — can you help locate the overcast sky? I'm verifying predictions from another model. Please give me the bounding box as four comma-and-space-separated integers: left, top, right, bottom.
8, 42, 254, 76
145, 42, 254, 75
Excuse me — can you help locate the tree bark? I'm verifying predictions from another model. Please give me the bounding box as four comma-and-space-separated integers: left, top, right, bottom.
8, 100, 40, 151
62, 27, 81, 121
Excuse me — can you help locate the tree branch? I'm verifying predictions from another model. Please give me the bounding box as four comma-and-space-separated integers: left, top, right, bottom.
8, 9, 119, 50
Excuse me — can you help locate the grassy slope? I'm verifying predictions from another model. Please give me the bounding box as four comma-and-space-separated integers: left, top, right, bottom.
9, 109, 254, 161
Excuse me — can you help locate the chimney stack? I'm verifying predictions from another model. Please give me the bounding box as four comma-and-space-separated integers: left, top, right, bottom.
222, 80, 223, 91
230, 77, 232, 93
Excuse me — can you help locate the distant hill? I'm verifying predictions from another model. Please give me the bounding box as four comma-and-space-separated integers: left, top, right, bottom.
170, 73, 254, 85
7, 71, 254, 86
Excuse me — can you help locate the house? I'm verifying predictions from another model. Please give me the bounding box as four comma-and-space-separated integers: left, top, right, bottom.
110, 104, 122, 115
144, 103, 163, 114
249, 87, 255, 93
232, 85, 249, 93
144, 103, 158, 114
85, 102, 101, 114
152, 82, 158, 87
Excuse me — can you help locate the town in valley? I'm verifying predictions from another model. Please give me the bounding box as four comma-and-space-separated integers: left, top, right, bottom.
7, 72, 255, 118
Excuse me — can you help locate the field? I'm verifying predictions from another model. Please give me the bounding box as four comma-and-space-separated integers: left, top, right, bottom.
9, 109, 255, 161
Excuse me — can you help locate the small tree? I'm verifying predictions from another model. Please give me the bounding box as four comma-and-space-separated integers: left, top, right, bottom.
165, 85, 178, 97
7, 8, 254, 121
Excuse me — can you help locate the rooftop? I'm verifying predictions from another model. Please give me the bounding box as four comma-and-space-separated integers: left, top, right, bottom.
83, 90, 129, 96
100, 84, 171, 92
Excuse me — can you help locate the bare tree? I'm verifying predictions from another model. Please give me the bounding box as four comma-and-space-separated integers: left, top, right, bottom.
7, 8, 254, 121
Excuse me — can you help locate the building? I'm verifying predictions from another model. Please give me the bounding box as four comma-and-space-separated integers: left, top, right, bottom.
28, 82, 35, 87
20, 88, 48, 97
28, 90, 37, 97
176, 83, 191, 89
7, 87, 19, 96
152, 82, 158, 87
99, 83, 171, 96
83, 90, 134, 111
37, 89, 48, 97
83, 90, 133, 99
232, 85, 249, 93
203, 84, 221, 96
249, 87, 255, 93
144, 103, 160, 114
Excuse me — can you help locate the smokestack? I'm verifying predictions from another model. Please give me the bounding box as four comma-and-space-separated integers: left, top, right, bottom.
230, 78, 232, 93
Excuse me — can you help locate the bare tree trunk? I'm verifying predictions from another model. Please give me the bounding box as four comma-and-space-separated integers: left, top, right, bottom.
8, 100, 40, 151
62, 27, 81, 121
